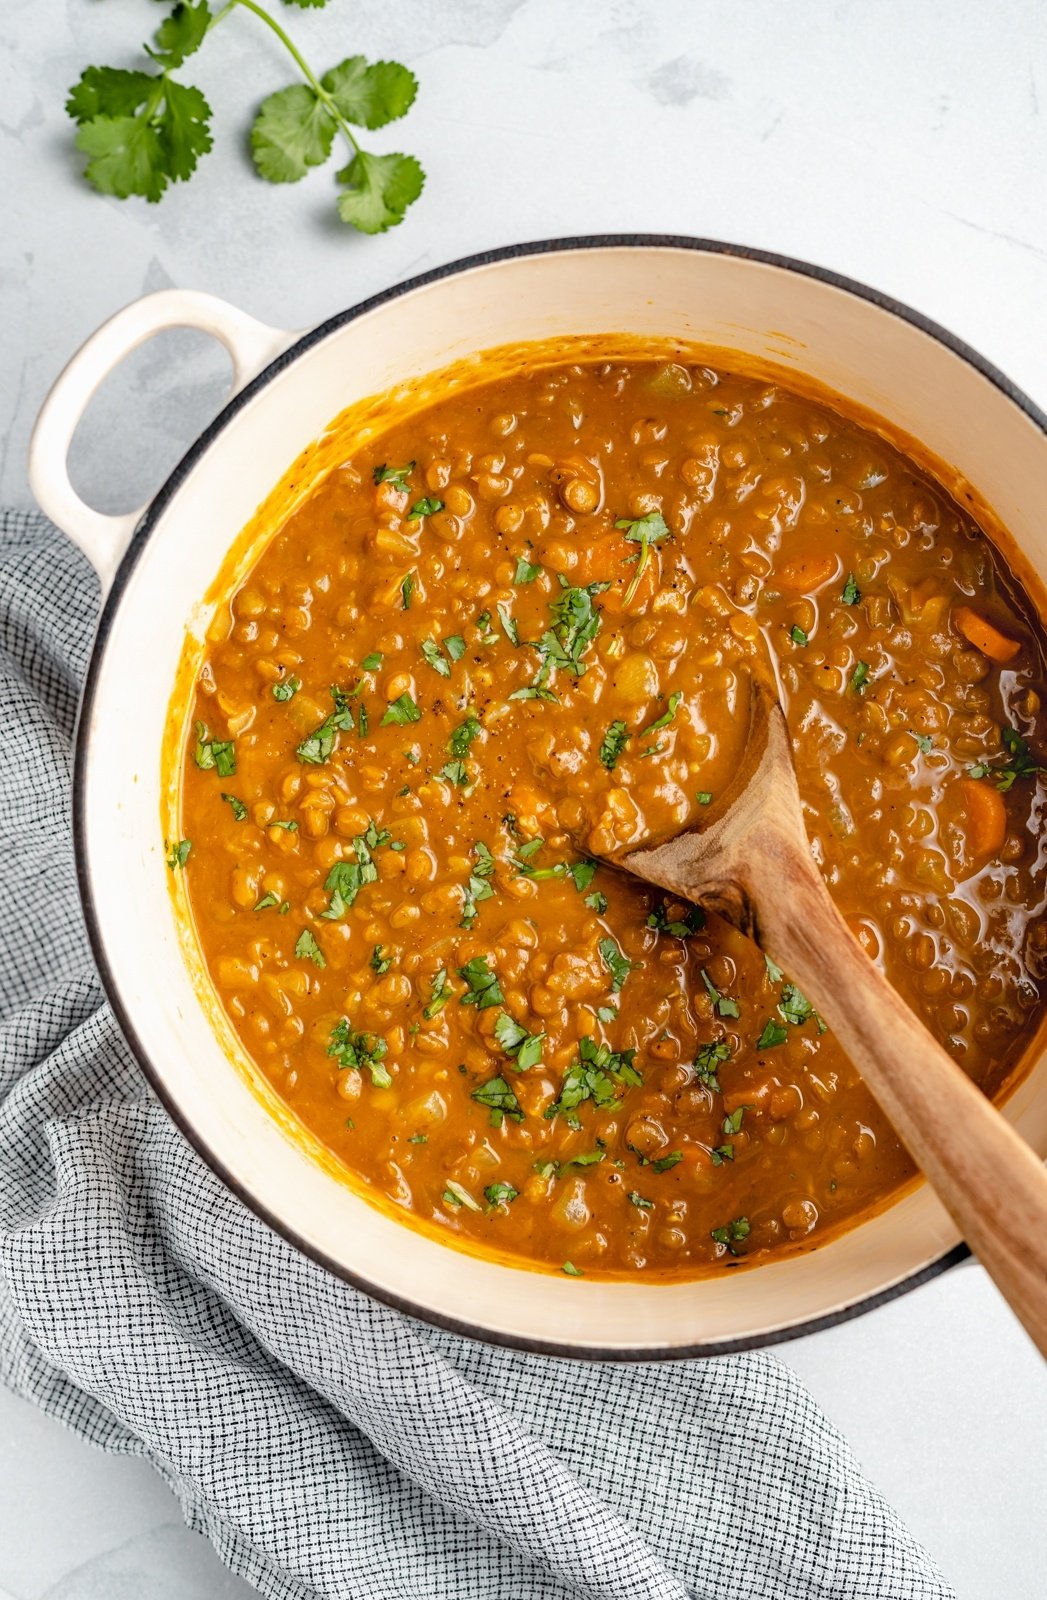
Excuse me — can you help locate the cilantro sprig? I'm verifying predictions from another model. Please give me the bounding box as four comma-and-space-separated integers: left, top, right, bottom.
66, 1, 424, 234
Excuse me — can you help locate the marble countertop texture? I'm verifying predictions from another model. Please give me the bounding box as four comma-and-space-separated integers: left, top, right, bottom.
2, 0, 1046, 1595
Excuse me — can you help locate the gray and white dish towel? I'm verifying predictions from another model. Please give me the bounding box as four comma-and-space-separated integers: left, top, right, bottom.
0, 508, 952, 1599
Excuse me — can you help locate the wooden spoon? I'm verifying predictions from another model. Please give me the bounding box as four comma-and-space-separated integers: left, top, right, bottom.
620, 676, 1047, 1358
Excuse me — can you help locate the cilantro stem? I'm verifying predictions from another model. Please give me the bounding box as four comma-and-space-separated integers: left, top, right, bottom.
224, 0, 362, 154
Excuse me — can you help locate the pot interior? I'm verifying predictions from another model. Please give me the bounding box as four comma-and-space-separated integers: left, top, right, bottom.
78, 242, 1047, 1355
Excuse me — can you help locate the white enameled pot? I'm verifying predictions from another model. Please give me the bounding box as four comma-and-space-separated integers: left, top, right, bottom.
28, 237, 1047, 1358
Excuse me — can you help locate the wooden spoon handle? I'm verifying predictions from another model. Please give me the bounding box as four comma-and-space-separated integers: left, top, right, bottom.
750, 837, 1047, 1360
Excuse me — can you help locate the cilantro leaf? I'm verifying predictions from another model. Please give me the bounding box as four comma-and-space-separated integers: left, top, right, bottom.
251, 84, 334, 182
790, 625, 809, 646
152, 3, 211, 69
194, 720, 236, 777
328, 1019, 391, 1087
711, 1216, 750, 1256
423, 967, 452, 1019
458, 956, 504, 1009
294, 928, 326, 969
600, 720, 629, 771
757, 1018, 788, 1050
485, 1182, 519, 1208
693, 1039, 731, 1091
514, 555, 542, 584
336, 150, 425, 234
272, 675, 301, 701
841, 573, 861, 605
850, 661, 871, 694
471, 1075, 523, 1128
166, 838, 191, 870
381, 692, 422, 726
647, 900, 705, 938
614, 510, 670, 605
321, 57, 418, 130
460, 841, 496, 928
642, 691, 682, 735
297, 685, 355, 763
599, 936, 636, 992
374, 462, 414, 488
545, 1036, 641, 1126
421, 639, 451, 678
407, 496, 444, 519
701, 968, 740, 1018
494, 1010, 544, 1071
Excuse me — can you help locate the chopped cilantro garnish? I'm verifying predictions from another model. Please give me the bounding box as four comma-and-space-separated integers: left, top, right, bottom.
381, 692, 422, 726
790, 625, 808, 646
562, 1261, 583, 1276
596, 1004, 617, 1023
642, 691, 682, 734
407, 496, 444, 519
361, 652, 383, 671
765, 953, 784, 983
713, 1107, 746, 1161
711, 1215, 751, 1256
484, 1182, 519, 1208
614, 510, 670, 605
757, 1017, 788, 1050
850, 661, 871, 694
586, 890, 609, 914
443, 634, 466, 662
913, 732, 933, 754
423, 967, 451, 1019
373, 461, 414, 489
545, 1036, 641, 1126
628, 1191, 654, 1210
647, 900, 705, 938
599, 720, 629, 770
294, 928, 325, 969
166, 838, 191, 869
370, 944, 392, 975
327, 1019, 391, 1087
568, 1150, 605, 1166
458, 956, 504, 1009
272, 676, 301, 702
320, 822, 391, 919
460, 840, 496, 928
253, 891, 279, 911
494, 1010, 545, 1070
599, 936, 637, 993
701, 968, 740, 1018
496, 601, 520, 645
471, 1074, 523, 1128
221, 793, 247, 822
421, 639, 451, 678
841, 573, 861, 605
193, 720, 236, 777
693, 1039, 731, 1091
649, 1151, 683, 1174
296, 685, 355, 764
778, 982, 815, 1026
696, 791, 713, 806
967, 725, 1045, 791
400, 571, 415, 610
513, 554, 542, 584
409, 1133, 427, 1144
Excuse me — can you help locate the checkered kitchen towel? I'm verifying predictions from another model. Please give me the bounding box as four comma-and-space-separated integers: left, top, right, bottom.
0, 507, 952, 1600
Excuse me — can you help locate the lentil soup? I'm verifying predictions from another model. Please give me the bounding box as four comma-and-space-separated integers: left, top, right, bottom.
172, 346, 1047, 1280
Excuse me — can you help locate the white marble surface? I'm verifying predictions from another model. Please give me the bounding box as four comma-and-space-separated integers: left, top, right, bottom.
3, 0, 1046, 1595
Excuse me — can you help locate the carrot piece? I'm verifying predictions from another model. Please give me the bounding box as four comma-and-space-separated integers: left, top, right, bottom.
959, 777, 1007, 858
953, 604, 1020, 664
776, 552, 836, 592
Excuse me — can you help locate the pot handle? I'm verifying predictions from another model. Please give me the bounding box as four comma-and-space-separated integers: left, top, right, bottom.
27, 289, 296, 592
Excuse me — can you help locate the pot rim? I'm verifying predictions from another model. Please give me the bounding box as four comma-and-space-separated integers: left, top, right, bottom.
73, 232, 1046, 1359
